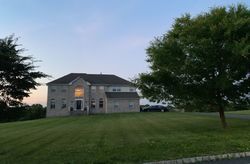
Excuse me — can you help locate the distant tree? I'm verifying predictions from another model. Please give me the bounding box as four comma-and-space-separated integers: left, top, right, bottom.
0, 35, 49, 106
29, 104, 44, 110
134, 4, 250, 128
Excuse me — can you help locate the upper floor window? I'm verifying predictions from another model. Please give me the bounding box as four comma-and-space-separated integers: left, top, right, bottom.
61, 89, 67, 92
129, 88, 134, 92
91, 98, 96, 108
99, 86, 104, 90
112, 87, 121, 92
50, 99, 55, 109
75, 86, 84, 97
99, 98, 104, 108
61, 98, 66, 109
91, 86, 96, 92
51, 88, 56, 92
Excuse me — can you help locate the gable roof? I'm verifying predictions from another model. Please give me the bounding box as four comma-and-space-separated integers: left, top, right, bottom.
105, 92, 140, 99
47, 73, 132, 85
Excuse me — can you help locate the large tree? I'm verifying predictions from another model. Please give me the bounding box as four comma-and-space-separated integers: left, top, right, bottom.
0, 35, 48, 107
135, 4, 250, 128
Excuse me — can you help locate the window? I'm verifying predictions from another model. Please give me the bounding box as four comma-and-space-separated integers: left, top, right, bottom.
99, 98, 104, 108
112, 87, 121, 92
61, 89, 66, 92
114, 101, 119, 109
51, 88, 56, 92
91, 86, 96, 91
50, 99, 55, 109
91, 98, 96, 108
75, 86, 84, 97
99, 86, 104, 90
129, 102, 134, 109
85, 101, 88, 110
61, 99, 66, 109
129, 88, 134, 92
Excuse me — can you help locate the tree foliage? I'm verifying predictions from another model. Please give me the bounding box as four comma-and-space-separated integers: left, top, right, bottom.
134, 4, 250, 128
0, 104, 46, 123
0, 35, 48, 106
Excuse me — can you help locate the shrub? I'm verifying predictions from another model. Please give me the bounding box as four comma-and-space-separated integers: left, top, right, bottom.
0, 104, 46, 123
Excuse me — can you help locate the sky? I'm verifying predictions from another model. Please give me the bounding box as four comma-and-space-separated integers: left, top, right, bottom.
0, 0, 249, 106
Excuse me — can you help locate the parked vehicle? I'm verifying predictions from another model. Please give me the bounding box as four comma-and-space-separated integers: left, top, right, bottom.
143, 105, 169, 112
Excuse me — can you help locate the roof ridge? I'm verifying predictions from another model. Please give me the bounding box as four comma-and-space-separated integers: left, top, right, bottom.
47, 73, 132, 85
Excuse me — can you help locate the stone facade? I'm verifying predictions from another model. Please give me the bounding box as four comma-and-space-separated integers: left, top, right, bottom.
46, 75, 140, 117
107, 99, 140, 113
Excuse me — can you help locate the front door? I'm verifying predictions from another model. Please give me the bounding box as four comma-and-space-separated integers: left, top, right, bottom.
76, 100, 82, 110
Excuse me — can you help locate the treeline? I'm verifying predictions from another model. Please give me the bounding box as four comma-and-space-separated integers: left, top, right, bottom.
0, 104, 46, 123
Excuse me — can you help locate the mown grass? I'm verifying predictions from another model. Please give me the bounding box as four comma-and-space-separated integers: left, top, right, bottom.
1, 112, 250, 164
226, 110, 250, 115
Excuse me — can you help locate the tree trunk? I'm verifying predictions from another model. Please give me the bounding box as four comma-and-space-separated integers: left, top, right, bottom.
219, 105, 227, 128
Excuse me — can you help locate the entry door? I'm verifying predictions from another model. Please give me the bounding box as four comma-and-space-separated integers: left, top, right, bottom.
76, 100, 82, 110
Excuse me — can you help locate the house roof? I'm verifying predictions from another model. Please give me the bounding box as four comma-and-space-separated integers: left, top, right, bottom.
105, 92, 140, 99
47, 73, 132, 85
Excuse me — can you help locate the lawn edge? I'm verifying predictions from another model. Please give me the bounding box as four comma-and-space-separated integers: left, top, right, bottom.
144, 151, 250, 164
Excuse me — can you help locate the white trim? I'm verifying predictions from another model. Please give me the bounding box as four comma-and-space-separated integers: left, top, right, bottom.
69, 77, 81, 85
75, 98, 84, 111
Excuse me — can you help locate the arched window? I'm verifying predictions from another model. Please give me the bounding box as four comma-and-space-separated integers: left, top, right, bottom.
74, 86, 84, 97
99, 98, 104, 108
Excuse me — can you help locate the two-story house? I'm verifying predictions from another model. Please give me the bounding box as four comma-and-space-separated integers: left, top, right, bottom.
46, 73, 140, 117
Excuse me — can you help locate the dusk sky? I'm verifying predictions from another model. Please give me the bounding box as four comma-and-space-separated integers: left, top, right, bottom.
1, 0, 249, 106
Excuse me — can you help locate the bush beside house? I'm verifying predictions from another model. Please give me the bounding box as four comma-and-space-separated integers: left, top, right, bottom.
0, 104, 46, 123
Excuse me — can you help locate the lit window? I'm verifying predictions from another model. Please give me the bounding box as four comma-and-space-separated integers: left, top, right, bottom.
99, 98, 104, 108
114, 101, 119, 108
75, 86, 84, 97
50, 99, 55, 109
91, 98, 96, 108
61, 99, 66, 109
129, 102, 134, 109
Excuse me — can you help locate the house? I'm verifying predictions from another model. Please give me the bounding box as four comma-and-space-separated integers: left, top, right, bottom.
46, 73, 140, 117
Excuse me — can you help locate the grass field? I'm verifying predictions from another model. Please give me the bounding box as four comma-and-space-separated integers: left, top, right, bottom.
1, 112, 250, 164
226, 110, 250, 115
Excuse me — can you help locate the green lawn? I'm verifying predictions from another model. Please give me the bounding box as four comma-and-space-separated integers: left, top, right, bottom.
226, 110, 250, 115
1, 113, 250, 164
